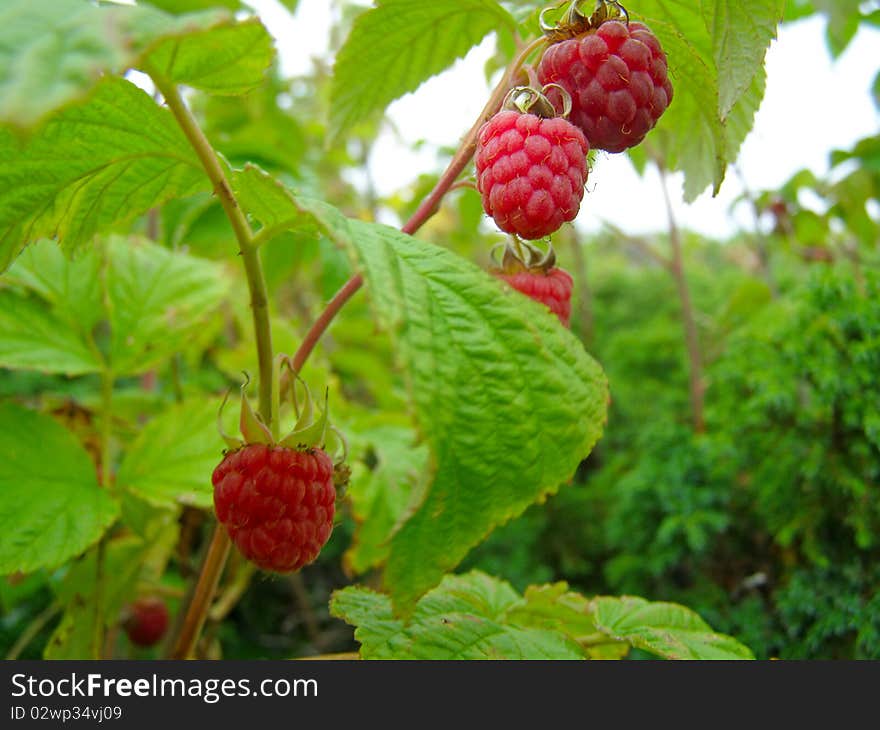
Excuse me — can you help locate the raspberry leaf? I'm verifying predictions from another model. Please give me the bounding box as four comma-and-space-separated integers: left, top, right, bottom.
0, 403, 119, 575
331, 572, 587, 659
328, 0, 516, 143
116, 401, 227, 510
332, 572, 754, 660
0, 0, 272, 130
233, 173, 609, 612
0, 78, 208, 272
589, 596, 755, 660
0, 237, 228, 376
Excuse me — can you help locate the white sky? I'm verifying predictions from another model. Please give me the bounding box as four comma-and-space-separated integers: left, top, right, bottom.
250, 0, 880, 238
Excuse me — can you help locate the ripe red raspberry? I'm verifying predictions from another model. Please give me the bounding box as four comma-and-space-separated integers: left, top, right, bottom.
212, 444, 336, 573
475, 109, 588, 240
123, 597, 169, 648
538, 20, 673, 153
497, 267, 574, 327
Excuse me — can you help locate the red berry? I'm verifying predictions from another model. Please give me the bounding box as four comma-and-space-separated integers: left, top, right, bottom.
496, 267, 574, 327
538, 20, 673, 153
475, 109, 589, 240
123, 597, 169, 648
212, 444, 336, 573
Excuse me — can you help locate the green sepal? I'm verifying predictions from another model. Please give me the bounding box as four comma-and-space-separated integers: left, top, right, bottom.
239, 377, 273, 445
278, 387, 329, 450
217, 389, 244, 450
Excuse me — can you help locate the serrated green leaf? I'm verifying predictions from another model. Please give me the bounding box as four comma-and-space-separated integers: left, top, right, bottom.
329, 0, 516, 142
116, 400, 225, 509
633, 1, 779, 199
0, 0, 255, 129
344, 424, 430, 575
4, 239, 103, 333
0, 403, 118, 575
331, 572, 586, 659
1, 236, 228, 376
704, 0, 784, 119
507, 583, 629, 659
590, 596, 755, 660
0, 290, 101, 376
230, 173, 608, 611
144, 17, 274, 95
233, 165, 321, 242
104, 237, 229, 375
0, 76, 208, 272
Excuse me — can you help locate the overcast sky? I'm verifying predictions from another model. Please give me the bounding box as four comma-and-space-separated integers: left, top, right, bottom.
250, 0, 880, 239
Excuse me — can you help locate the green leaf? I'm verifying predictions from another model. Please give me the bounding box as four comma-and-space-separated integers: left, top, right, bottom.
329, 0, 516, 141
4, 239, 103, 333
344, 424, 430, 575
0, 77, 208, 272
590, 596, 755, 660
331, 572, 586, 659
116, 400, 225, 509
104, 237, 229, 375
232, 174, 608, 611
633, 0, 780, 199
144, 17, 274, 95
0, 403, 118, 574
0, 290, 101, 375
0, 0, 256, 129
0, 236, 228, 376
704, 0, 785, 118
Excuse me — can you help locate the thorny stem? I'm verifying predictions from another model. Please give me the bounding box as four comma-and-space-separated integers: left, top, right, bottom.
288, 36, 548, 378
659, 165, 706, 434
151, 73, 273, 659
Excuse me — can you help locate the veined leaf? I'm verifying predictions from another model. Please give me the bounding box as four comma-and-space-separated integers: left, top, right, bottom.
0, 77, 208, 272
333, 573, 755, 660
144, 18, 274, 95
704, 0, 785, 119
0, 403, 118, 574
0, 237, 228, 376
116, 400, 226, 509
331, 572, 586, 659
329, 0, 516, 142
233, 169, 608, 611
591, 596, 755, 660
0, 0, 272, 128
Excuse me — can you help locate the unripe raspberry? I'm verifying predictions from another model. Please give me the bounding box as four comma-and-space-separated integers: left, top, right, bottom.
475, 109, 589, 240
538, 20, 673, 153
123, 597, 169, 648
212, 444, 336, 573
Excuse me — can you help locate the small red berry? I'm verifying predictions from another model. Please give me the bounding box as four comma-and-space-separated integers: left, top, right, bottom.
497, 267, 574, 328
538, 20, 673, 153
212, 444, 336, 573
123, 597, 169, 648
475, 109, 589, 240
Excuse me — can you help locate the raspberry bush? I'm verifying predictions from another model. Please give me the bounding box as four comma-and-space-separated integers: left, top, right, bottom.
5, 0, 852, 662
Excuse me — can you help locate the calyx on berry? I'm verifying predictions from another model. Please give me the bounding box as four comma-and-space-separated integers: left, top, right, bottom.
540, 0, 629, 41
218, 362, 345, 464
492, 237, 559, 277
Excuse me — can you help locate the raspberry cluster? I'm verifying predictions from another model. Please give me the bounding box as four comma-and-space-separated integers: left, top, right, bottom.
123, 597, 170, 648
212, 444, 336, 573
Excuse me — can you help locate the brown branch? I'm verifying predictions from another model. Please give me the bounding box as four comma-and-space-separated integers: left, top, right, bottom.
659, 166, 705, 434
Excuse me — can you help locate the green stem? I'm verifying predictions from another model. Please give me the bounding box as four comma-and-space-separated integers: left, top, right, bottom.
149, 73, 275, 658
152, 74, 274, 424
